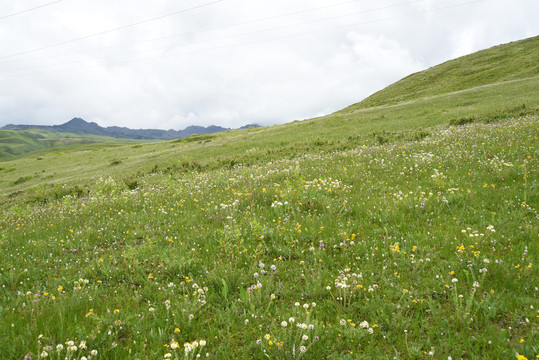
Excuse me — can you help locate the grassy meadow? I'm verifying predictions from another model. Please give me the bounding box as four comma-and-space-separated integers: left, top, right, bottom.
0, 37, 538, 359
1, 114, 537, 359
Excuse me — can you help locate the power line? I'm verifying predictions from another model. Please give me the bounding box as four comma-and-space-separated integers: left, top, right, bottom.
0, 0, 224, 59
0, 0, 430, 64
0, 0, 426, 66
1, 0, 485, 78
0, 0, 65, 21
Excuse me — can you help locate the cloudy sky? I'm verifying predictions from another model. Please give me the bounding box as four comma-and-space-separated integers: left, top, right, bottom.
0, 0, 537, 130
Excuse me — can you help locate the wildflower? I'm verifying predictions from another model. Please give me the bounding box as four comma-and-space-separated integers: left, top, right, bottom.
171, 341, 179, 349
40, 351, 48, 358
281, 321, 288, 327
515, 355, 527, 360
303, 303, 309, 309
473, 281, 480, 288
289, 317, 295, 323
359, 321, 369, 328
302, 335, 309, 340
270, 294, 276, 300
199, 340, 206, 347
300, 345, 307, 352
56, 344, 63, 352
451, 278, 458, 283
91, 350, 98, 356
340, 319, 347, 326
164, 353, 172, 359
264, 334, 271, 340
174, 328, 181, 333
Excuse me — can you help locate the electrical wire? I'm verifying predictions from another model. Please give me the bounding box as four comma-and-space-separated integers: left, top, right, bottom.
0, 0, 65, 21
0, 0, 429, 71
1, 0, 485, 78
0, 0, 224, 59
0, 0, 428, 66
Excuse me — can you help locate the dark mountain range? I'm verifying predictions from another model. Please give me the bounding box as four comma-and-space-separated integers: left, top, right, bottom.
1, 118, 260, 140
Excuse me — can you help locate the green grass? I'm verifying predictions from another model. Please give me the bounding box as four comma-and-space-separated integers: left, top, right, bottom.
0, 115, 537, 359
0, 36, 538, 359
0, 128, 144, 161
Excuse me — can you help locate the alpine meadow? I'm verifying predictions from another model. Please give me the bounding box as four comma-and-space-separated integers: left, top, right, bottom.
0, 36, 538, 360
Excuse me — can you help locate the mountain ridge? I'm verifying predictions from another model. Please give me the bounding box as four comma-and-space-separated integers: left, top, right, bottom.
1, 118, 261, 140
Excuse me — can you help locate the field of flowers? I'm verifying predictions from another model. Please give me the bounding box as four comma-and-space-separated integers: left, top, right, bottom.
0, 115, 537, 359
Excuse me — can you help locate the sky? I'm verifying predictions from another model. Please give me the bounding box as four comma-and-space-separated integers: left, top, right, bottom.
0, 0, 537, 130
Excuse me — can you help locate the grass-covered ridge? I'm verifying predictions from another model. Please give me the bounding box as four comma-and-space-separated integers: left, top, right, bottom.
341, 35, 539, 111
0, 128, 142, 160
0, 115, 537, 359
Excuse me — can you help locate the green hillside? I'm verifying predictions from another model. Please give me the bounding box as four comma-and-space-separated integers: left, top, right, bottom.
0, 37, 538, 359
0, 128, 143, 161
340, 35, 539, 111
1, 73, 537, 205
0, 130, 43, 158
0, 128, 138, 159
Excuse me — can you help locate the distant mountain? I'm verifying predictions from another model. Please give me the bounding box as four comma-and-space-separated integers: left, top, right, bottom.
1, 118, 234, 140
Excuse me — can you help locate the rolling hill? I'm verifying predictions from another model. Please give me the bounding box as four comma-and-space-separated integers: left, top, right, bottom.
0, 118, 241, 160
0, 36, 537, 205
0, 127, 144, 160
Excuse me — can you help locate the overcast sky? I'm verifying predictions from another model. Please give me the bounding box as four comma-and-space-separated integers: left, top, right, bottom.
0, 0, 537, 130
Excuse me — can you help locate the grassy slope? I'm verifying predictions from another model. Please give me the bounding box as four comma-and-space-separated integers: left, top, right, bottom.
0, 116, 537, 359
340, 35, 539, 111
0, 37, 538, 359
0, 130, 43, 159
0, 128, 144, 161
1, 76, 537, 205
1, 37, 537, 205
